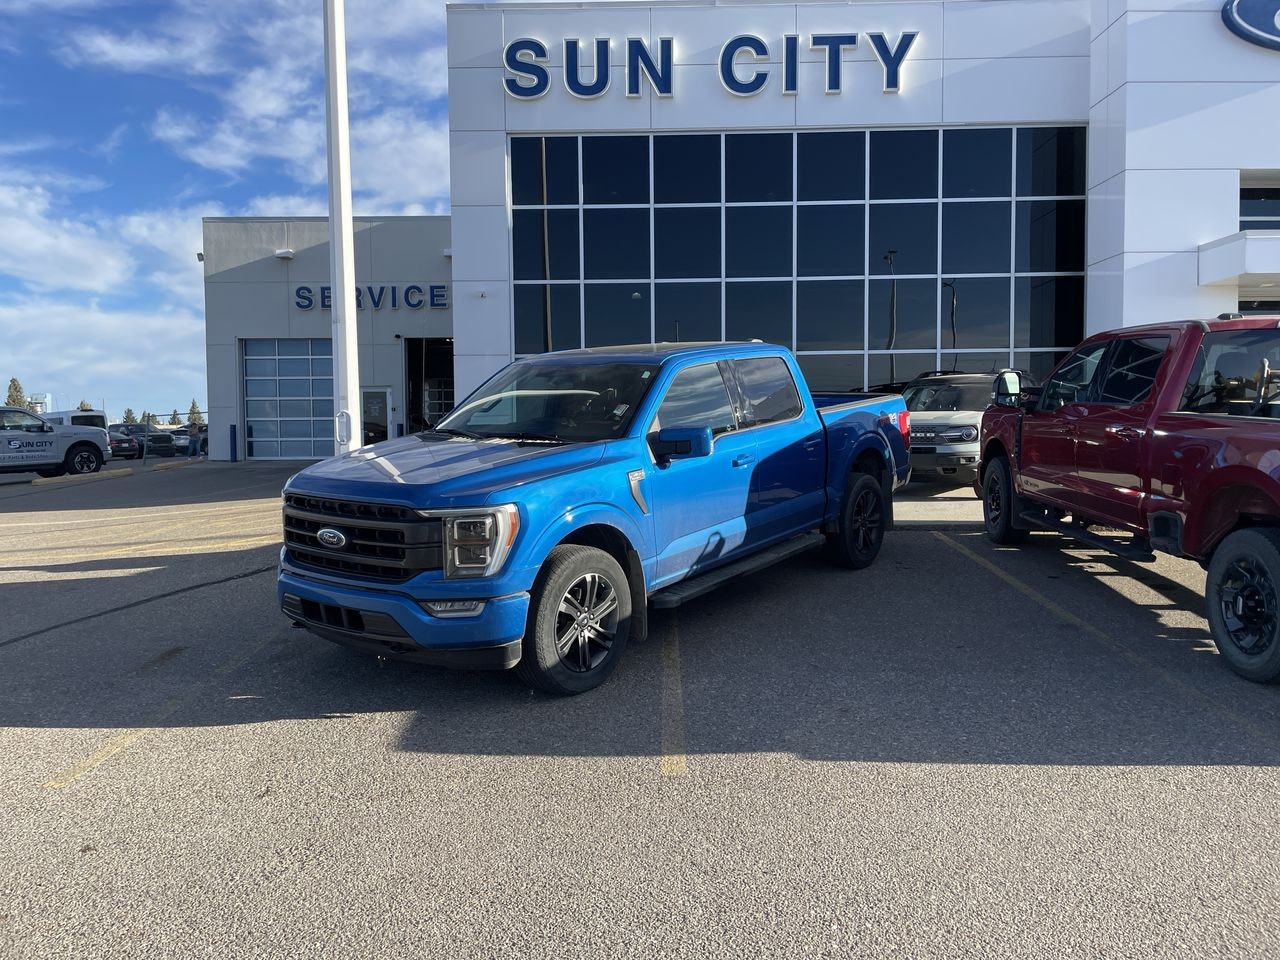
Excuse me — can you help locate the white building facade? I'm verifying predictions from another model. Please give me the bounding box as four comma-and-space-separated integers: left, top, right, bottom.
444, 0, 1280, 397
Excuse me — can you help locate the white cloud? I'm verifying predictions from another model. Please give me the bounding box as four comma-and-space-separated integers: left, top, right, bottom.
0, 179, 132, 293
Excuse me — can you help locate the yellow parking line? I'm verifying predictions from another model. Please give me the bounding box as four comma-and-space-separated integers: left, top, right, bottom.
932, 532, 1276, 744
43, 638, 272, 790
660, 616, 688, 777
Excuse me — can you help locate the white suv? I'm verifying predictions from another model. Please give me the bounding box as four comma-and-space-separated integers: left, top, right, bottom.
0, 406, 112, 477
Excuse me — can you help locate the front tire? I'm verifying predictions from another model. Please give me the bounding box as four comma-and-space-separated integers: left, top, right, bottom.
65, 444, 103, 475
982, 456, 1028, 545
825, 473, 887, 569
1205, 528, 1280, 683
516, 545, 631, 695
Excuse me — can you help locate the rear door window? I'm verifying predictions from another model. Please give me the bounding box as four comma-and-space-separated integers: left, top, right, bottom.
1096, 336, 1169, 405
1180, 328, 1280, 417
733, 356, 804, 426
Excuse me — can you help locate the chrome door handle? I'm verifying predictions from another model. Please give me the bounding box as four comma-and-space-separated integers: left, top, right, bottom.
732, 455, 755, 468
1113, 426, 1142, 441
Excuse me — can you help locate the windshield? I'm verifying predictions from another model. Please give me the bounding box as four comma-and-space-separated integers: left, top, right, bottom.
904, 380, 994, 412
438, 360, 661, 442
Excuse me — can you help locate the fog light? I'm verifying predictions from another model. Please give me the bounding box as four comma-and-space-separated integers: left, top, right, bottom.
421, 599, 487, 618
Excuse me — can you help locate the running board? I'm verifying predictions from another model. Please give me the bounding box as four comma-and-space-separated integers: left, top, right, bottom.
651, 532, 826, 610
1018, 511, 1156, 562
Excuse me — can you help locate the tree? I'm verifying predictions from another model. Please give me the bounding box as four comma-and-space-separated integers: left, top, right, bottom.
5, 377, 24, 407
140, 410, 152, 426
122, 408, 138, 424
168, 409, 181, 425
77, 399, 93, 411
186, 399, 205, 425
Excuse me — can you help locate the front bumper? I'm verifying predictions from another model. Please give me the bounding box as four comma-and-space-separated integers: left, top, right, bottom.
278, 568, 529, 670
910, 444, 980, 483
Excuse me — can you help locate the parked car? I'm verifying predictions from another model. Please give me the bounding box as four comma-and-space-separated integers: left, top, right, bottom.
279, 342, 912, 694
108, 431, 140, 460
979, 315, 1280, 683
172, 425, 208, 455
0, 406, 111, 477
108, 424, 176, 457
904, 371, 1034, 486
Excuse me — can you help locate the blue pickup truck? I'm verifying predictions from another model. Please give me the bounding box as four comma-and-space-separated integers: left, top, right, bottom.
279, 342, 911, 694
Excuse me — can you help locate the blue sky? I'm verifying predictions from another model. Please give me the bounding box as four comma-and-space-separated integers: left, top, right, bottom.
0, 0, 449, 420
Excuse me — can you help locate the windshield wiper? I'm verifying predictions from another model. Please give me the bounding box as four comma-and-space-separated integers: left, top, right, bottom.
431, 426, 485, 440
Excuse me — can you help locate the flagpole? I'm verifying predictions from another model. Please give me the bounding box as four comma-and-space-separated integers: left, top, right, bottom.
323, 0, 362, 455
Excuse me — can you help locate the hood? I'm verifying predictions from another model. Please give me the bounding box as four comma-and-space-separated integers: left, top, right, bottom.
287, 433, 608, 507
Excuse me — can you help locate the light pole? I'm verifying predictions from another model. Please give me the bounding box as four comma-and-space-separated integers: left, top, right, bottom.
883, 249, 898, 383
941, 279, 958, 369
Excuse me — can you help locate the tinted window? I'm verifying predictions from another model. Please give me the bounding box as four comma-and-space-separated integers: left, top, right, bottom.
870, 130, 938, 200
799, 354, 864, 392
798, 132, 864, 201
725, 281, 792, 346
514, 284, 581, 354
1097, 337, 1168, 405
513, 209, 580, 281
655, 283, 721, 343
1181, 329, 1280, 416
942, 277, 1010, 349
1015, 200, 1086, 273
584, 284, 650, 347
655, 135, 720, 203
583, 136, 648, 204
905, 380, 994, 412
1016, 127, 1086, 197
943, 128, 1012, 198
655, 208, 720, 279
797, 280, 864, 351
0, 409, 42, 429
654, 363, 737, 435
726, 207, 791, 278
797, 205, 864, 277
510, 137, 579, 206
726, 133, 792, 202
941, 202, 1011, 274
1041, 341, 1109, 410
735, 357, 803, 425
869, 204, 937, 276
868, 279, 936, 350
1014, 276, 1084, 348
583, 209, 650, 279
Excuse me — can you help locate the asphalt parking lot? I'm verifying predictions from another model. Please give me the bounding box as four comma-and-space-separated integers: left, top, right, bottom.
1, 466, 1278, 958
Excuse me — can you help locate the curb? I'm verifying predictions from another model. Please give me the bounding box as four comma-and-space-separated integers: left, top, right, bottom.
149, 459, 202, 472
32, 467, 134, 486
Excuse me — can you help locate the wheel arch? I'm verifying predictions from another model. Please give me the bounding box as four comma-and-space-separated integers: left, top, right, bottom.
1189, 473, 1280, 558
546, 516, 649, 644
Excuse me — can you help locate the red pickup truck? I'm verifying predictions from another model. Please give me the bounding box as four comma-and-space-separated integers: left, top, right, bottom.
978, 315, 1280, 683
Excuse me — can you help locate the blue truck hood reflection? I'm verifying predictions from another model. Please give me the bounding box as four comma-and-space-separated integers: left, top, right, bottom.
288, 433, 608, 506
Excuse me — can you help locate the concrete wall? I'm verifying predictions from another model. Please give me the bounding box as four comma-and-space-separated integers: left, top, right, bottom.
201, 217, 452, 460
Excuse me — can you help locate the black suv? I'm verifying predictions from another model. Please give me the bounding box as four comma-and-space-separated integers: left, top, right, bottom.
108, 423, 176, 457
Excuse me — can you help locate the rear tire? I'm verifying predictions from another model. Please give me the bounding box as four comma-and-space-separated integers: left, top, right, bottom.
982, 456, 1028, 545
1205, 528, 1280, 683
515, 545, 631, 695
825, 473, 887, 569
65, 444, 102, 475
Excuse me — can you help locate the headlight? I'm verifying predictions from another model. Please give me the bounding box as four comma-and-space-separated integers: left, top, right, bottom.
419, 503, 520, 579
941, 425, 979, 443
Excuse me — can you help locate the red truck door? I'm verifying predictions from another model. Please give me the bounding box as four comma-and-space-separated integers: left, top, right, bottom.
1018, 340, 1111, 509
1071, 335, 1171, 531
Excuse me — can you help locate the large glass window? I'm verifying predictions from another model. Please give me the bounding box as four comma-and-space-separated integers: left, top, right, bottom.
510, 126, 1086, 377
241, 339, 335, 459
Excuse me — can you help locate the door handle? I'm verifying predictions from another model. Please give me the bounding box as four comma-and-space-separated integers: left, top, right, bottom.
732, 454, 755, 468
803, 438, 822, 451
1112, 426, 1142, 441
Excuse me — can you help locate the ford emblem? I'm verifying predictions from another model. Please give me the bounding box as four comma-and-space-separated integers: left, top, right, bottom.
1222, 0, 1280, 51
316, 527, 347, 549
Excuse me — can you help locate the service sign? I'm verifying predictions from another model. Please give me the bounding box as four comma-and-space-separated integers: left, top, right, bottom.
295, 284, 450, 311
502, 32, 919, 100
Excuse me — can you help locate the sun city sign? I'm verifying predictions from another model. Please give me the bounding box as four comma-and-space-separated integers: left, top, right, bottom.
502, 32, 920, 99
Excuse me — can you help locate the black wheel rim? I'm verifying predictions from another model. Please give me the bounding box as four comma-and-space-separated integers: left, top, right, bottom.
849, 488, 883, 555
555, 572, 619, 673
1218, 556, 1278, 657
72, 451, 96, 473
986, 472, 1003, 528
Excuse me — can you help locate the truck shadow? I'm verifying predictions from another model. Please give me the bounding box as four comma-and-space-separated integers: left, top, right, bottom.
2, 531, 1277, 768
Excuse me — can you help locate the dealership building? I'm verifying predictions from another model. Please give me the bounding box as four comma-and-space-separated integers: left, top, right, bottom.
202, 0, 1280, 460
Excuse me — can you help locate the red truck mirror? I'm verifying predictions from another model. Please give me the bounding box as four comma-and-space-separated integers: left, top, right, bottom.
994, 371, 1021, 407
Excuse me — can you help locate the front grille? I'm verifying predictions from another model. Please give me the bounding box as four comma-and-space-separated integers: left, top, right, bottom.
282, 594, 409, 639
282, 494, 443, 582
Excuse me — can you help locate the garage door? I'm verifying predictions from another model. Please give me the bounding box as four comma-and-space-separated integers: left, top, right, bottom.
243, 338, 336, 459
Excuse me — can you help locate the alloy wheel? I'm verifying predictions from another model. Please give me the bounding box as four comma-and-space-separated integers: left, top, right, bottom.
554, 572, 620, 672
849, 487, 883, 554
1218, 556, 1278, 657
72, 451, 98, 474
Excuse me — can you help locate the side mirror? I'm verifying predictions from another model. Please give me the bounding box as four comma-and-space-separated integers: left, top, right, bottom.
994, 371, 1021, 407
649, 426, 713, 463
43, 424, 55, 433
